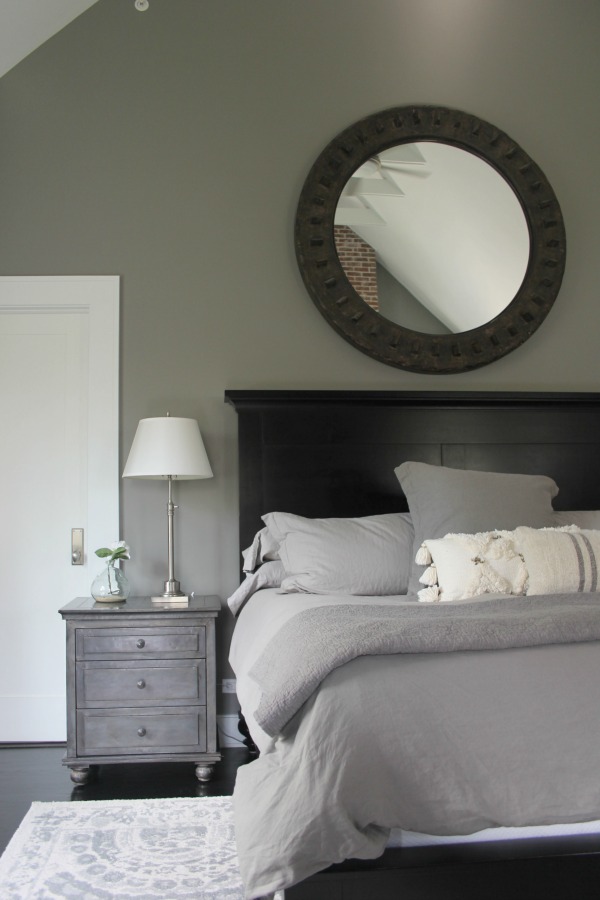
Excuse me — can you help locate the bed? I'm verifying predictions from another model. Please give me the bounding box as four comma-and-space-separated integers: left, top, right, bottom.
224, 389, 600, 900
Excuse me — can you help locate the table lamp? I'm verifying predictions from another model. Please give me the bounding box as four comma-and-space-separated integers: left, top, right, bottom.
123, 414, 213, 603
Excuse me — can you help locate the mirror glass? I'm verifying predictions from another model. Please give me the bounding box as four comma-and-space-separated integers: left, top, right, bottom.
334, 142, 530, 334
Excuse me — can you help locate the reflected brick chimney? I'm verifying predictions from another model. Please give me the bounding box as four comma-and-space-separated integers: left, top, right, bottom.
334, 226, 379, 310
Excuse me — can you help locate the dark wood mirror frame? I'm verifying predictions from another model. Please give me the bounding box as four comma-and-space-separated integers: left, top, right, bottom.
294, 106, 566, 374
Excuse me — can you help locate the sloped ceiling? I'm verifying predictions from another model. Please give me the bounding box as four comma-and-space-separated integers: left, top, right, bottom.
0, 0, 99, 79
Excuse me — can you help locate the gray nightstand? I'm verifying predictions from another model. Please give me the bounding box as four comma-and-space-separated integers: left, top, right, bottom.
59, 595, 221, 785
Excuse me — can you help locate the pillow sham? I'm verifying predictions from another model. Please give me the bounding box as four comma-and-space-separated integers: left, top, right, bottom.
262, 511, 414, 596
242, 525, 281, 573
515, 525, 600, 595
416, 530, 527, 602
394, 461, 559, 598
227, 560, 286, 616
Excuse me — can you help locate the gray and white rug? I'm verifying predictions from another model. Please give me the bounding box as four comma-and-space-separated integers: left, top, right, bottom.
0, 795, 257, 899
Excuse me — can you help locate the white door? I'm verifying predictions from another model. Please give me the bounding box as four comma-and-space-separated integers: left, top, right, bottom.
0, 276, 119, 741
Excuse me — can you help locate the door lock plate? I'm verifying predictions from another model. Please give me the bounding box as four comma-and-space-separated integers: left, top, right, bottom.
71, 528, 84, 565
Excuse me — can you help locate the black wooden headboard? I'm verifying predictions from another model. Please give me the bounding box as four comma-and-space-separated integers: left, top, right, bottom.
225, 391, 600, 556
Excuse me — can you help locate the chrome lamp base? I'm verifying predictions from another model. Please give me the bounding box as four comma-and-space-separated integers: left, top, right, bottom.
152, 578, 189, 605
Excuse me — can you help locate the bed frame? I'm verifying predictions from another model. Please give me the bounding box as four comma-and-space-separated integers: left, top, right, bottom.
225, 389, 600, 900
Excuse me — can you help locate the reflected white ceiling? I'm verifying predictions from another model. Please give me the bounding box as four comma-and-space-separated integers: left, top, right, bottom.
336, 143, 529, 333
0, 0, 99, 79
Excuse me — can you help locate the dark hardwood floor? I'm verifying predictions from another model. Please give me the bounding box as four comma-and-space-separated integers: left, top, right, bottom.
0, 744, 253, 856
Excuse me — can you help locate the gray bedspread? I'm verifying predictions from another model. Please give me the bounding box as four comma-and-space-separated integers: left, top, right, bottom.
234, 593, 600, 898
250, 594, 600, 736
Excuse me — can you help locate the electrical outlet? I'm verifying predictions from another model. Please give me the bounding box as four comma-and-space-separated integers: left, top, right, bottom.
222, 678, 237, 694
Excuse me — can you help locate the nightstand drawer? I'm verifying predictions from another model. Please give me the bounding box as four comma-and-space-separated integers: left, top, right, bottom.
76, 706, 207, 755
76, 626, 205, 659
76, 659, 206, 706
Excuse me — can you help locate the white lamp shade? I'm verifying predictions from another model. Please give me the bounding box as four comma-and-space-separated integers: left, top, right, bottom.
122, 416, 213, 480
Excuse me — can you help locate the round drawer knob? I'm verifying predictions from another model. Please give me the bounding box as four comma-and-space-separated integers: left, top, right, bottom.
137, 727, 147, 737
136, 639, 145, 649
137, 679, 146, 689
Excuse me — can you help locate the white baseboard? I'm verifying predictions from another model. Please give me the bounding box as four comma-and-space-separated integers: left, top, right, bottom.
217, 714, 246, 748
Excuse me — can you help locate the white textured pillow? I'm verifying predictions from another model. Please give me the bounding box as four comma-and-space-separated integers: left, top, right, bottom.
416, 530, 527, 602
515, 526, 600, 595
262, 511, 414, 595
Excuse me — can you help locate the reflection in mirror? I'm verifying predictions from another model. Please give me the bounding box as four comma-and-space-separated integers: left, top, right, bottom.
334, 142, 530, 334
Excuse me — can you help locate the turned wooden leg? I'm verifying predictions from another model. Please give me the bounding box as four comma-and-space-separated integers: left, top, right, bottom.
195, 763, 214, 782
69, 765, 94, 785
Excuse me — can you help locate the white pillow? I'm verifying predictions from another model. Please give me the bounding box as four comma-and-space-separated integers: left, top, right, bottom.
416, 530, 527, 602
515, 526, 600, 595
262, 511, 414, 596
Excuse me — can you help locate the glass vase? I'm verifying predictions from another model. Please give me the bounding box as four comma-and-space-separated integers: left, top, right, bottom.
91, 562, 130, 602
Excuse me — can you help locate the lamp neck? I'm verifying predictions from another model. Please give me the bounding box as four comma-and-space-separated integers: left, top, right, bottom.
164, 475, 181, 595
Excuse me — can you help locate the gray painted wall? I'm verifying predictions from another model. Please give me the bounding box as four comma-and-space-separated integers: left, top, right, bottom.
1, 0, 599, 710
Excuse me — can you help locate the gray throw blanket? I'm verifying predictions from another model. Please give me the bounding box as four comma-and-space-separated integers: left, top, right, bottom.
250, 593, 600, 736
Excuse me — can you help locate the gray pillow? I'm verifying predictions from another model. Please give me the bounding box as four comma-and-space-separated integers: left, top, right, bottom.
227, 560, 286, 616
395, 461, 559, 598
553, 510, 600, 529
242, 526, 281, 573
262, 511, 414, 596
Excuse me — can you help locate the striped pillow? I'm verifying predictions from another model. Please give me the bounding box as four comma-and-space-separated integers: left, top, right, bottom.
515, 526, 600, 595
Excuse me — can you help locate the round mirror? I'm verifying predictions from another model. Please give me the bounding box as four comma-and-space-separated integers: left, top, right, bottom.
295, 106, 566, 374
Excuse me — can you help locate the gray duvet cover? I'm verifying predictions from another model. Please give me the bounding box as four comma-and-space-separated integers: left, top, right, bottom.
232, 593, 600, 898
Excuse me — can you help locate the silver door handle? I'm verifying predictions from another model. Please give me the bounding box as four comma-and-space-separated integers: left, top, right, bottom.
71, 528, 84, 566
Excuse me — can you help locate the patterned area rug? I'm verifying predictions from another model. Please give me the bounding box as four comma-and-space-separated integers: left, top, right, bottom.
0, 796, 255, 899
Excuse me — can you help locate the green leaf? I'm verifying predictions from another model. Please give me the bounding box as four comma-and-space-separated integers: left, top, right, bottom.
95, 548, 112, 558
